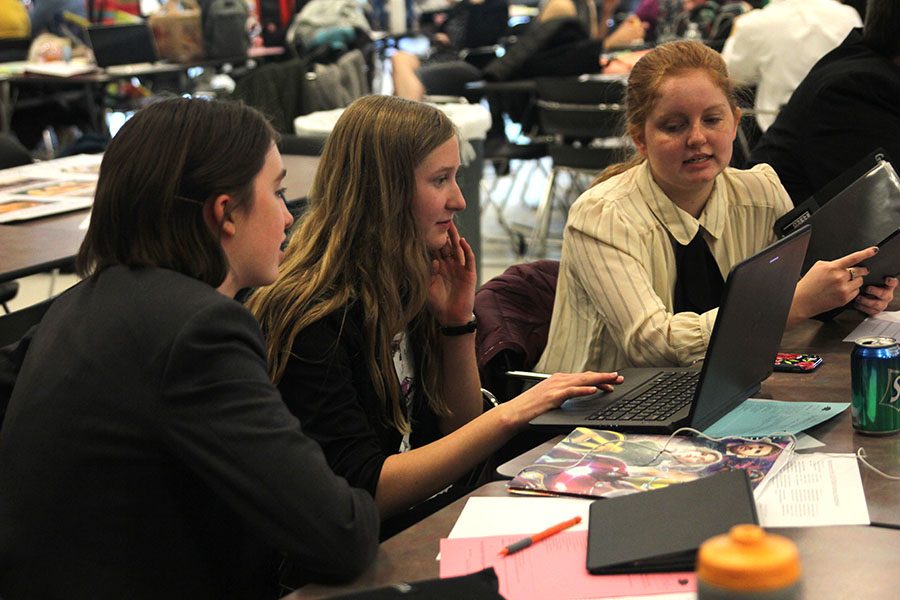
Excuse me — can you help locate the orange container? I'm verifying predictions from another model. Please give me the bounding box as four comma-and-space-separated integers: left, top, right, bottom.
697, 524, 801, 599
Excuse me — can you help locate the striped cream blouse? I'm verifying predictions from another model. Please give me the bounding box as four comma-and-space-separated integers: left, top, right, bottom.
535, 161, 793, 374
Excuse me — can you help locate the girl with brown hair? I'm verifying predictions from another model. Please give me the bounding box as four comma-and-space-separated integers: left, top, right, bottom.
248, 95, 621, 534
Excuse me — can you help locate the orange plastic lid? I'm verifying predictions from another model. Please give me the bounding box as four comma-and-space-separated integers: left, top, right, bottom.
697, 524, 801, 591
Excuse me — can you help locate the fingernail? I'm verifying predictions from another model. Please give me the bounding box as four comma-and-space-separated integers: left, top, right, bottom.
873, 247, 879, 254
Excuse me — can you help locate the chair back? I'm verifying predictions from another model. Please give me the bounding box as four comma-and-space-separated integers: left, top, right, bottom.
0, 297, 55, 348
535, 75, 628, 171
0, 37, 30, 62
0, 134, 33, 169
459, 0, 510, 69
474, 260, 559, 402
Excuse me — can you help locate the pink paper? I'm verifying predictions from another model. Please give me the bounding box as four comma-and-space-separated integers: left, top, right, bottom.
440, 531, 695, 600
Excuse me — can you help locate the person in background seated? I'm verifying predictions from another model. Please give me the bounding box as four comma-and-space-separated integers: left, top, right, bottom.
748, 0, 900, 205
535, 40, 896, 374
0, 98, 379, 600
247, 95, 621, 538
392, 0, 646, 100
28, 0, 86, 37
391, 0, 490, 100
721, 0, 861, 133
0, 0, 30, 39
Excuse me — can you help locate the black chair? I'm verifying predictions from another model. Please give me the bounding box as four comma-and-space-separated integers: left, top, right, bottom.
0, 281, 19, 314
526, 74, 628, 257
0, 297, 55, 348
0, 134, 32, 169
0, 37, 30, 63
456, 0, 511, 70
472, 79, 552, 256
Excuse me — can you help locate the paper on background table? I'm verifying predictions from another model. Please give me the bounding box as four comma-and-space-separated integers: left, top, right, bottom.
440, 531, 695, 600
755, 453, 869, 527
0, 155, 101, 224
843, 311, 900, 343
703, 398, 848, 437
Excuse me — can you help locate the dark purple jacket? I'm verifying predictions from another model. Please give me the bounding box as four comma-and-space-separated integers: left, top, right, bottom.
474, 260, 559, 401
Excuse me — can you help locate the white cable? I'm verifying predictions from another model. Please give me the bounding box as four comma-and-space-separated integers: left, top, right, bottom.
856, 447, 900, 480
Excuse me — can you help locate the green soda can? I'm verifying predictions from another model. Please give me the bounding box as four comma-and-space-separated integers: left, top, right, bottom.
850, 336, 900, 435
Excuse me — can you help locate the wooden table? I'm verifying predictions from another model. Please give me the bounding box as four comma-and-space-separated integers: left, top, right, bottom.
288, 315, 900, 599
0, 154, 320, 284
290, 482, 900, 600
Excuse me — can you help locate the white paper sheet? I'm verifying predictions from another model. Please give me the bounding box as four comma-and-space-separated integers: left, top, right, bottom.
794, 432, 826, 450
843, 311, 900, 342
448, 496, 593, 539
755, 453, 870, 527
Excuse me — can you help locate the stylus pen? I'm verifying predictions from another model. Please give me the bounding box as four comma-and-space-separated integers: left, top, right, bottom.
498, 516, 582, 557
505, 370, 552, 381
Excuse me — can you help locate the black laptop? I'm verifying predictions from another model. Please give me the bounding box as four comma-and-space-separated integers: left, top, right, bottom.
530, 225, 812, 433
86, 23, 162, 73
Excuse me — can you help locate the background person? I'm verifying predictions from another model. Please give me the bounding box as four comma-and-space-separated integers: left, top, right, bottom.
0, 98, 379, 599
534, 40, 896, 375
248, 95, 621, 537
748, 0, 900, 205
721, 0, 862, 133
0, 0, 30, 39
392, 0, 646, 100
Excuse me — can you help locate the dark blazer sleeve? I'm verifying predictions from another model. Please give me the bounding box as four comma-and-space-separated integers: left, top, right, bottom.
277, 308, 393, 497
0, 327, 34, 427
157, 300, 379, 582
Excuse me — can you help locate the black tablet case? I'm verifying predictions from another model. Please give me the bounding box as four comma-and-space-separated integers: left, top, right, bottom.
586, 469, 758, 574
859, 227, 900, 286
774, 150, 900, 275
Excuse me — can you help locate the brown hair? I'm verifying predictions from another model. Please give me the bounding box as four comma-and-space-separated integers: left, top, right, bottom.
594, 40, 739, 184
77, 97, 277, 286
247, 95, 458, 433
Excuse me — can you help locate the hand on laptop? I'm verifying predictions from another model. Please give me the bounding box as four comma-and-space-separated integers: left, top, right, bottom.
498, 371, 624, 427
789, 246, 896, 324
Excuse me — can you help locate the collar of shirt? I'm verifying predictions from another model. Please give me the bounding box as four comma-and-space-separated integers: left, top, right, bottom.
639, 162, 728, 246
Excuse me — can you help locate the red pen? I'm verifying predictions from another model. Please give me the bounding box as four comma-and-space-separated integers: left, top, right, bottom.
497, 516, 582, 557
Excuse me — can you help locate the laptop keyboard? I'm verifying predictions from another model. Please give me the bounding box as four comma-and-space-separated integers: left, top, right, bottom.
587, 371, 699, 422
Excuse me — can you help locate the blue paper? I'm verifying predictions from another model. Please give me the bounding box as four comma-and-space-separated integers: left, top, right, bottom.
703, 398, 849, 437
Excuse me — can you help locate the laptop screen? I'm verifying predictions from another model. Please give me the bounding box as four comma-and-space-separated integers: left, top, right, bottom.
688, 226, 812, 430
87, 23, 160, 68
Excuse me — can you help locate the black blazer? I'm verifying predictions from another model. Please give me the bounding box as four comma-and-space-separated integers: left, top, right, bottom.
750, 29, 900, 205
0, 266, 378, 600
278, 303, 442, 498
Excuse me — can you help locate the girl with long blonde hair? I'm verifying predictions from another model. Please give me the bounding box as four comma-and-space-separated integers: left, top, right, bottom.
248, 95, 620, 532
